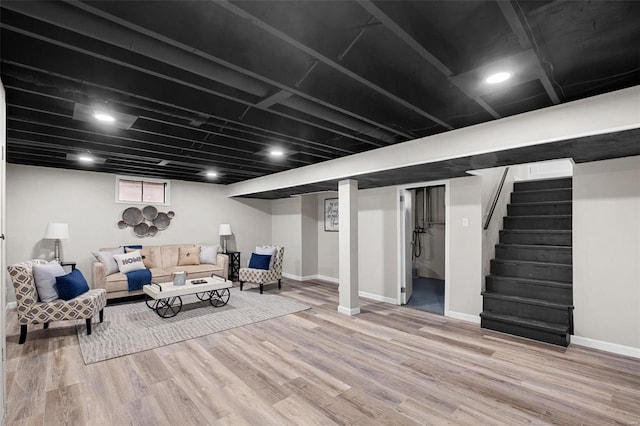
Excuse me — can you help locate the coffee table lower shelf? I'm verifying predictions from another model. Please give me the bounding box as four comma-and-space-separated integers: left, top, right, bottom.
143, 276, 232, 318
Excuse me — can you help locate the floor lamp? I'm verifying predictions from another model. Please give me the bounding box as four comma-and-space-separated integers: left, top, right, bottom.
45, 223, 69, 263
219, 224, 232, 253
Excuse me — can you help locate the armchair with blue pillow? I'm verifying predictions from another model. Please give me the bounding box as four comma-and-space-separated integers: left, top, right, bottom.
7, 259, 107, 344
239, 246, 284, 294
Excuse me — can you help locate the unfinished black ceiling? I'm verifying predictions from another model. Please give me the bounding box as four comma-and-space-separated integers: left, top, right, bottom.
1, 1, 639, 188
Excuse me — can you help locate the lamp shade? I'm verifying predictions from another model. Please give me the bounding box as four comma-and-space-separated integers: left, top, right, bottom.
45, 223, 69, 240
218, 223, 232, 236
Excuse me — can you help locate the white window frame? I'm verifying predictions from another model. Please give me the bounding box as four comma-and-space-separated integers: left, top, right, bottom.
115, 175, 171, 206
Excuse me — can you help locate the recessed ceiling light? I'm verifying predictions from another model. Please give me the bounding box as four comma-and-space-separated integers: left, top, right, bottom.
269, 149, 284, 157
78, 155, 94, 163
93, 112, 116, 122
485, 72, 512, 84
206, 171, 218, 177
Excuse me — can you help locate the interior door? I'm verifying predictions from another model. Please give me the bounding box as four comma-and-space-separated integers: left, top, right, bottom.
401, 189, 413, 304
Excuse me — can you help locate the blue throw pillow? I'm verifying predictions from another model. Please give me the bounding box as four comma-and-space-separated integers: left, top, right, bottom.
55, 269, 90, 300
248, 253, 271, 270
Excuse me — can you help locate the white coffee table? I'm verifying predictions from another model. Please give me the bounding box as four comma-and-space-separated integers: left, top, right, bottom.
143, 275, 232, 318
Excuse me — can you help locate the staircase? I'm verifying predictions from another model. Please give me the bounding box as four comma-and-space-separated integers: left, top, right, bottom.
481, 177, 574, 346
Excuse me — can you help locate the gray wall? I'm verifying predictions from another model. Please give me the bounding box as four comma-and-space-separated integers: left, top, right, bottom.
573, 156, 640, 349
5, 164, 272, 301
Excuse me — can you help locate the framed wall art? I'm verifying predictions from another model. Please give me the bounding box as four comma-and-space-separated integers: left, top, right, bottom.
324, 198, 339, 232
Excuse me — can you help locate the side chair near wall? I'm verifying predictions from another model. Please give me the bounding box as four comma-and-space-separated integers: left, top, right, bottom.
239, 246, 284, 294
7, 260, 107, 344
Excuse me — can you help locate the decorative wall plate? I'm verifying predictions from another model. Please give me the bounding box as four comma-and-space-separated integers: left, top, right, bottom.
122, 207, 143, 226
133, 222, 149, 237
119, 206, 174, 237
153, 212, 170, 230
142, 205, 158, 220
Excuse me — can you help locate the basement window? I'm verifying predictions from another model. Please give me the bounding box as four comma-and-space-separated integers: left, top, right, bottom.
116, 176, 170, 205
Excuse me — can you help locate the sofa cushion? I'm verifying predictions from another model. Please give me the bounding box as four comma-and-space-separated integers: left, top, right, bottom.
93, 247, 125, 275
200, 244, 220, 265
178, 246, 201, 266
160, 245, 195, 269
164, 264, 222, 277
125, 246, 161, 269
32, 260, 66, 302
114, 251, 146, 274
56, 269, 90, 300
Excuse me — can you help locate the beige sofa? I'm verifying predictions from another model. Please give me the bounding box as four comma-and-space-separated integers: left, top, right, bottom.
92, 244, 229, 299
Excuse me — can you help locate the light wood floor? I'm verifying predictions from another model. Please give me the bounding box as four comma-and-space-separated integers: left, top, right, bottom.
5, 279, 640, 425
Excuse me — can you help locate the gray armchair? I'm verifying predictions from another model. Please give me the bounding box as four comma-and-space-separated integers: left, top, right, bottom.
239, 246, 284, 294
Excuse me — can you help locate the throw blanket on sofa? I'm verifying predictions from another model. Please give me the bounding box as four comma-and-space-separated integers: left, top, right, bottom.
125, 269, 152, 292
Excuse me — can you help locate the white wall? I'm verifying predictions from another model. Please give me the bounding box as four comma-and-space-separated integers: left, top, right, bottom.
271, 197, 302, 277
317, 193, 339, 279
357, 186, 398, 300
448, 176, 483, 317
5, 164, 272, 301
573, 156, 640, 350
300, 194, 318, 277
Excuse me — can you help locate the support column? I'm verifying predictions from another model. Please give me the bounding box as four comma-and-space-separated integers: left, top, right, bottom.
338, 179, 360, 315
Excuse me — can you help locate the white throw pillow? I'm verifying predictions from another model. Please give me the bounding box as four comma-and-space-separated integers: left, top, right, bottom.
200, 244, 220, 265
32, 260, 66, 302
255, 246, 277, 270
113, 250, 146, 274
93, 247, 125, 275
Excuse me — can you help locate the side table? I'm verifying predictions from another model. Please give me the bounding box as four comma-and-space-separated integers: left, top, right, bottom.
226, 251, 240, 281
60, 261, 77, 273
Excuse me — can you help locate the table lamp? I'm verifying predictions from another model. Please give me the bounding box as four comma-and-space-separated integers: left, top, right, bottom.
45, 223, 69, 263
219, 223, 232, 253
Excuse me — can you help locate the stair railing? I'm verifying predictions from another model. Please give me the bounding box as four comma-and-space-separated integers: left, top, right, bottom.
483, 167, 510, 230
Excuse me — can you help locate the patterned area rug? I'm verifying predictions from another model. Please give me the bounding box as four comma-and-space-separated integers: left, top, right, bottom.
77, 287, 309, 364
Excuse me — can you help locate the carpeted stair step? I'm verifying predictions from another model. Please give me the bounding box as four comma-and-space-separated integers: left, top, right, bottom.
499, 230, 572, 246
482, 292, 573, 324
495, 244, 572, 264
514, 177, 572, 192
508, 201, 572, 216
480, 312, 571, 346
511, 188, 572, 203
503, 215, 572, 230
485, 275, 572, 304
491, 259, 572, 283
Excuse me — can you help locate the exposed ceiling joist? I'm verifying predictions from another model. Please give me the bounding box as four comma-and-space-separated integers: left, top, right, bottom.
496, 0, 561, 104
357, 0, 501, 119
217, 0, 454, 131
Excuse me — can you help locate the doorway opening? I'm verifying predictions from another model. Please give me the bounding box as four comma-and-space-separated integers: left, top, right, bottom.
398, 182, 448, 316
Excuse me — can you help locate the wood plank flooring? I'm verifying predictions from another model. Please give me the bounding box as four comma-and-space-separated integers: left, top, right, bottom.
5, 279, 640, 425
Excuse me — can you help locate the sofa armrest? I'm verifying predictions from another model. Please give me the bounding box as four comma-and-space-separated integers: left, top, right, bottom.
92, 261, 107, 290
216, 254, 229, 280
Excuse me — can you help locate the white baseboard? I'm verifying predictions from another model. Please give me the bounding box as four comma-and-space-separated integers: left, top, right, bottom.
314, 275, 339, 284
337, 306, 360, 316
282, 272, 304, 281
571, 336, 640, 359
447, 311, 481, 324
358, 291, 396, 305
282, 272, 339, 284
5, 302, 16, 311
